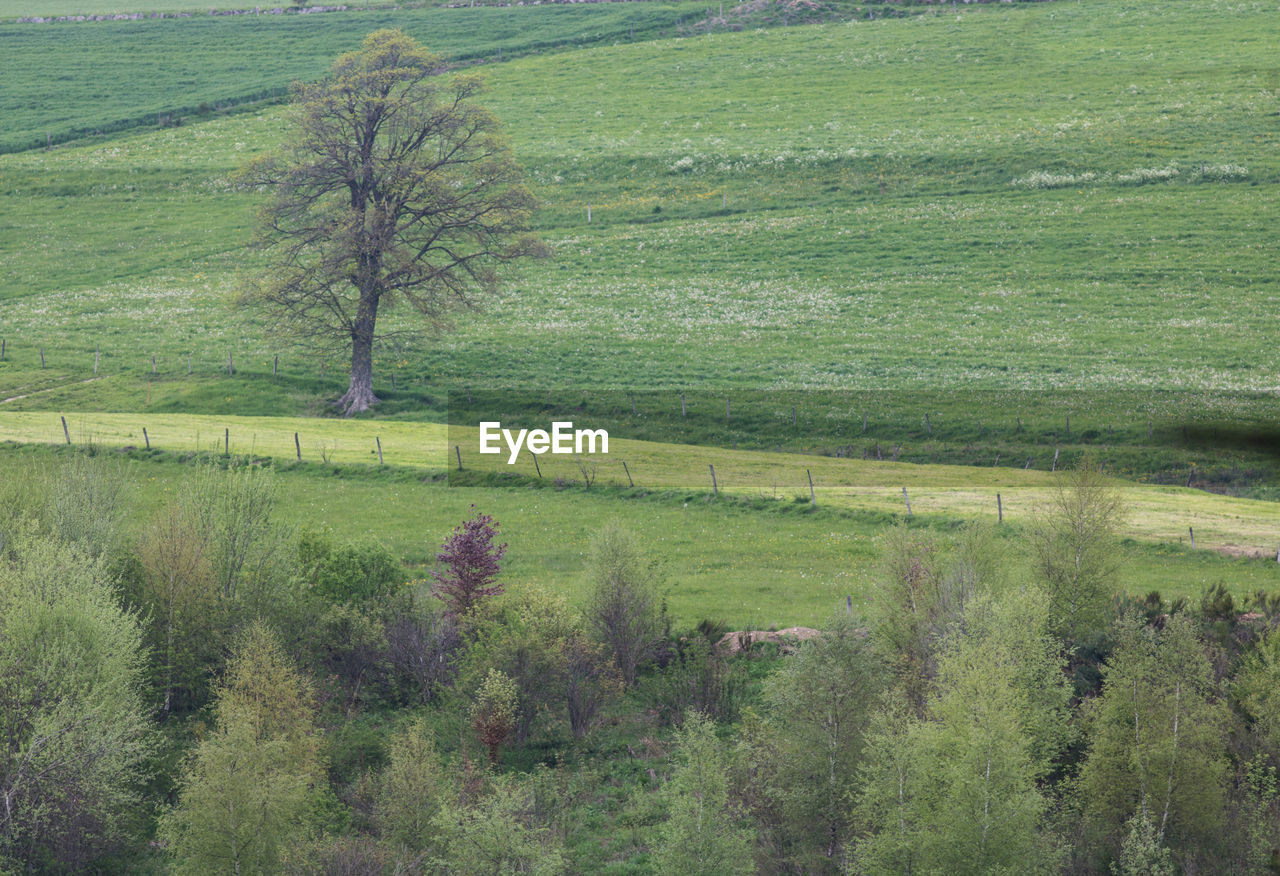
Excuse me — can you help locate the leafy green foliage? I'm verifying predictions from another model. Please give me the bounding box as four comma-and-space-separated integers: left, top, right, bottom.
741, 611, 885, 872
855, 587, 1067, 874
461, 586, 584, 745
1112, 809, 1175, 876
0, 527, 153, 871
868, 523, 1002, 708
160, 622, 324, 875
134, 461, 289, 713
651, 711, 755, 876
470, 668, 519, 767
585, 519, 666, 686
1233, 757, 1280, 876
377, 717, 447, 855
1079, 613, 1229, 867
1233, 627, 1280, 767
431, 774, 567, 875
297, 528, 399, 605
1029, 454, 1126, 643
44, 451, 129, 559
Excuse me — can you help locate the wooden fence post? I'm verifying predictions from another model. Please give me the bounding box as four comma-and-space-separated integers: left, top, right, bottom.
143, 428, 150, 450
376, 436, 384, 465
295, 432, 301, 461
807, 469, 815, 505
681, 392, 686, 417
1189, 527, 1195, 550
533, 455, 541, 478
726, 398, 730, 421
187, 354, 191, 375
1052, 448, 1059, 472
455, 445, 462, 471
227, 353, 234, 375
152, 354, 157, 374
709, 464, 718, 496
902, 486, 912, 516
94, 345, 99, 374
61, 416, 70, 445
622, 460, 634, 487
40, 348, 45, 368
224, 428, 230, 457
924, 413, 931, 434
274, 355, 278, 376
997, 493, 1003, 524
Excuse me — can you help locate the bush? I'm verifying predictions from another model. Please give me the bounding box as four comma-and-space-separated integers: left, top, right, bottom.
430, 508, 507, 619
585, 520, 667, 686
298, 529, 400, 605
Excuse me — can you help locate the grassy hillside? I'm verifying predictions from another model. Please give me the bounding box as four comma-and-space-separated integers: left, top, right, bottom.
4, 412, 1280, 626
0, 1, 715, 153
5, 438, 1280, 626
2, 1, 1275, 397
2, 0, 1278, 491
4, 407, 1277, 552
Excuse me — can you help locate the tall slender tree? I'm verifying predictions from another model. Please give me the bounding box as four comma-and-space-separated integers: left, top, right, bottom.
245, 29, 545, 414
160, 622, 323, 874
1079, 613, 1229, 866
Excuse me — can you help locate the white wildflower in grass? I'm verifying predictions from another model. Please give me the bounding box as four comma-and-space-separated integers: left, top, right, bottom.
1197, 163, 1248, 181
1010, 170, 1099, 190
1115, 164, 1180, 184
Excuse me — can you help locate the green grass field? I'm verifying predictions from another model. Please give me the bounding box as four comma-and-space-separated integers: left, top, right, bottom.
3, 0, 1279, 624
2, 0, 1276, 412
0, 0, 299, 15
0, 1, 721, 153
4, 408, 1277, 553
4, 412, 1279, 627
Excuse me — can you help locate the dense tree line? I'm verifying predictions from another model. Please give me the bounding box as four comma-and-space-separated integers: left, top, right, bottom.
0, 451, 1278, 873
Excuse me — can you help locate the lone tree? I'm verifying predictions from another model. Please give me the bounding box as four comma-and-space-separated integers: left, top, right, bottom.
1028, 452, 1126, 643
431, 507, 507, 618
245, 29, 544, 415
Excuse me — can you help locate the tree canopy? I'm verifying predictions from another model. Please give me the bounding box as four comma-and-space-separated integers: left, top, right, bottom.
246, 29, 544, 415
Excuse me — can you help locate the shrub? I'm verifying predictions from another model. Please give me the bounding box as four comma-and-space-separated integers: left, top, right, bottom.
585, 520, 667, 686
298, 529, 400, 605
431, 508, 507, 619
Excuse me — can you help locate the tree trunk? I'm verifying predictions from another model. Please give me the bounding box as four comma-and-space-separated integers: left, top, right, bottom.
336, 297, 380, 416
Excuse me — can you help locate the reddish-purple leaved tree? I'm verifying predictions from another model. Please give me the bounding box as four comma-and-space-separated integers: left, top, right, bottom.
430, 507, 508, 618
